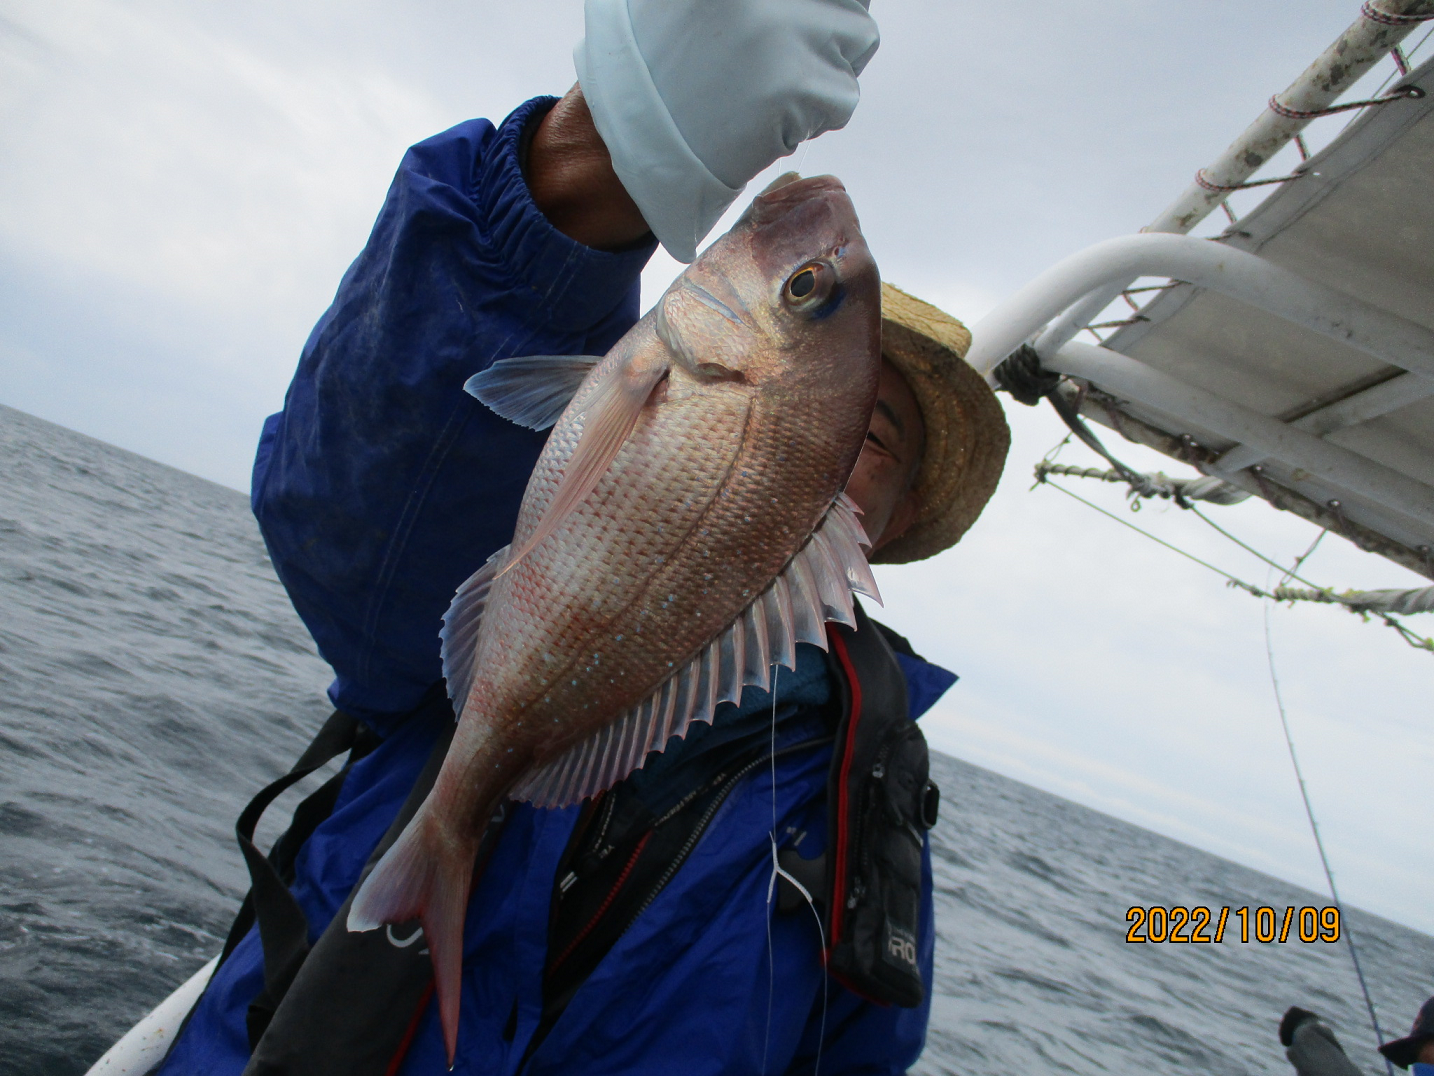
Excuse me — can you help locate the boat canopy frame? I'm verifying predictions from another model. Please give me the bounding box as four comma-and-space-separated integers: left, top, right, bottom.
968, 0, 1434, 580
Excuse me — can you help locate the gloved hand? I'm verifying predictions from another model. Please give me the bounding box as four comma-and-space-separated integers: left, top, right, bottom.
575, 0, 880, 262
1285, 1013, 1365, 1076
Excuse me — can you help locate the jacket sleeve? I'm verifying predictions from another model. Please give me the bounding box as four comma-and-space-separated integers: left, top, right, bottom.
784, 836, 937, 1075
250, 97, 656, 730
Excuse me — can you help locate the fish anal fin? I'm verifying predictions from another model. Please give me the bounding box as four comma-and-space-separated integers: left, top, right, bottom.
464, 354, 603, 430
500, 351, 670, 577
720, 618, 744, 705
765, 583, 797, 670
742, 602, 770, 691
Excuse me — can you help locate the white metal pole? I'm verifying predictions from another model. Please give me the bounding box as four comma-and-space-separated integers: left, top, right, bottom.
1046, 341, 1434, 534
965, 232, 1434, 382
1146, 0, 1434, 235
1215, 372, 1434, 471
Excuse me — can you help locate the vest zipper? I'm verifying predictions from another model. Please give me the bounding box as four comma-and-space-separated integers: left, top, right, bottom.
629, 733, 833, 922
517, 732, 833, 1074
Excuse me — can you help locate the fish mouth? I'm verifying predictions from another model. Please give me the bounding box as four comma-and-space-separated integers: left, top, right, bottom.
743, 174, 850, 225
756, 173, 847, 200
734, 173, 872, 290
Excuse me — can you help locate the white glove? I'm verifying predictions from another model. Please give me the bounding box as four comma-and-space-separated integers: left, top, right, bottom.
575, 0, 880, 262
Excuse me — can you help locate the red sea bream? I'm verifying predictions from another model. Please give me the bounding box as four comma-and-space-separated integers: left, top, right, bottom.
348, 174, 884, 1062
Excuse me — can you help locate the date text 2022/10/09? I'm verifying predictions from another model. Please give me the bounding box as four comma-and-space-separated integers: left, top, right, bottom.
1125, 906, 1341, 944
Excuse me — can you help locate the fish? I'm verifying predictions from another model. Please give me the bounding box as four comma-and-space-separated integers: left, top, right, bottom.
347, 173, 884, 1063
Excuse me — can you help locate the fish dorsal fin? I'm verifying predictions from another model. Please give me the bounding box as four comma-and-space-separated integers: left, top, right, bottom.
510, 494, 880, 808
439, 545, 508, 716
464, 354, 603, 430
499, 350, 671, 578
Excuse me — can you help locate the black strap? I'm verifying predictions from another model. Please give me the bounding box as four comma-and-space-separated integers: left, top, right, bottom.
242, 700, 488, 1076
218, 712, 369, 967
993, 342, 1062, 406
144, 707, 378, 1076
996, 344, 1169, 497
226, 710, 378, 1045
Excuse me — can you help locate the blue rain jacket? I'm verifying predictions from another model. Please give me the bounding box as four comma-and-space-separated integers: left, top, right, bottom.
161, 96, 955, 1075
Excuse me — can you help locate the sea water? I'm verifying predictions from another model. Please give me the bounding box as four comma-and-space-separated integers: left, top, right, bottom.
1, 404, 1429, 1076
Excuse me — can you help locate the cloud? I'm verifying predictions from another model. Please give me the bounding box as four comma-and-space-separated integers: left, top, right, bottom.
0, 1, 453, 328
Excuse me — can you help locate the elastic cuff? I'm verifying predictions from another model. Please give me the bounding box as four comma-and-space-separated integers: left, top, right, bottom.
575, 0, 741, 262
472, 97, 656, 331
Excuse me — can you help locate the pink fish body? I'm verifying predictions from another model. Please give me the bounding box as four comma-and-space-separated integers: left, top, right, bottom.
349, 175, 883, 1062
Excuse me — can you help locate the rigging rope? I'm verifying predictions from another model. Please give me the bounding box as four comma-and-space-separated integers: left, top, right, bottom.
1035, 461, 1250, 507
1268, 585, 1434, 616
1035, 467, 1434, 654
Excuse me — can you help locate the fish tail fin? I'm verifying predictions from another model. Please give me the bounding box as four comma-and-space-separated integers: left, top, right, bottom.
347, 806, 478, 1067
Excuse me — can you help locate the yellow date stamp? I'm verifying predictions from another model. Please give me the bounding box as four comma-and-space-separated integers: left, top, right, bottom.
1125, 905, 1341, 943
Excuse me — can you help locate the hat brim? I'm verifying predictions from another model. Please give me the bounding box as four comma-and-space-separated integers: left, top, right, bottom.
871, 283, 1010, 565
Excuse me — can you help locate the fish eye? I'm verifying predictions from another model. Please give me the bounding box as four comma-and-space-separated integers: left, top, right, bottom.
783, 261, 831, 306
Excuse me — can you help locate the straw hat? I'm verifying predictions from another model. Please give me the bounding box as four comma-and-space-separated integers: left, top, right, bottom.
871, 282, 1010, 564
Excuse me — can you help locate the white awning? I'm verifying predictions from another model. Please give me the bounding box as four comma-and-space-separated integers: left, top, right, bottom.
1101, 56, 1434, 578
967, 25, 1434, 582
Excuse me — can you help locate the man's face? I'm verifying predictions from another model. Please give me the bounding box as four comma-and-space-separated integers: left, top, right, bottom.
844, 358, 925, 555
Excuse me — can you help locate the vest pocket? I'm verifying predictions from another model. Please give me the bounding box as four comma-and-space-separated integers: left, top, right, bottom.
834, 719, 931, 1007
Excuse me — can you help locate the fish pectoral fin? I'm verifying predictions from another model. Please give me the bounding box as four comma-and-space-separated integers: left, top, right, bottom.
510, 494, 881, 809
464, 354, 604, 430
440, 545, 509, 716
499, 351, 670, 576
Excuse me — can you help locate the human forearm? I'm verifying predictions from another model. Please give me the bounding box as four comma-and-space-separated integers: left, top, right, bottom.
526, 86, 651, 252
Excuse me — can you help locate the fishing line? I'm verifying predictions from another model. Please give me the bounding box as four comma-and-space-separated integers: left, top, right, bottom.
764, 674, 778, 1074
793, 141, 813, 177
1042, 480, 1265, 596
761, 665, 829, 1076
1263, 592, 1392, 1076
1190, 506, 1323, 590
1042, 432, 1074, 466
1280, 529, 1327, 587
1042, 443, 1401, 1057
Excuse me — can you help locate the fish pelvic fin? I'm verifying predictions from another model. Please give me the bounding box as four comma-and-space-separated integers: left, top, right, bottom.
347, 807, 477, 1067
463, 354, 603, 430
510, 493, 880, 808
498, 350, 670, 578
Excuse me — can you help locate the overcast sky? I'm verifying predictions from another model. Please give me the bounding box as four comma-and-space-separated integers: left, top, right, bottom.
2, 0, 1430, 948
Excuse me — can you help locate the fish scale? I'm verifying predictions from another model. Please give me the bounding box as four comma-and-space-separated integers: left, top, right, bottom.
487, 401, 751, 725
484, 388, 755, 720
